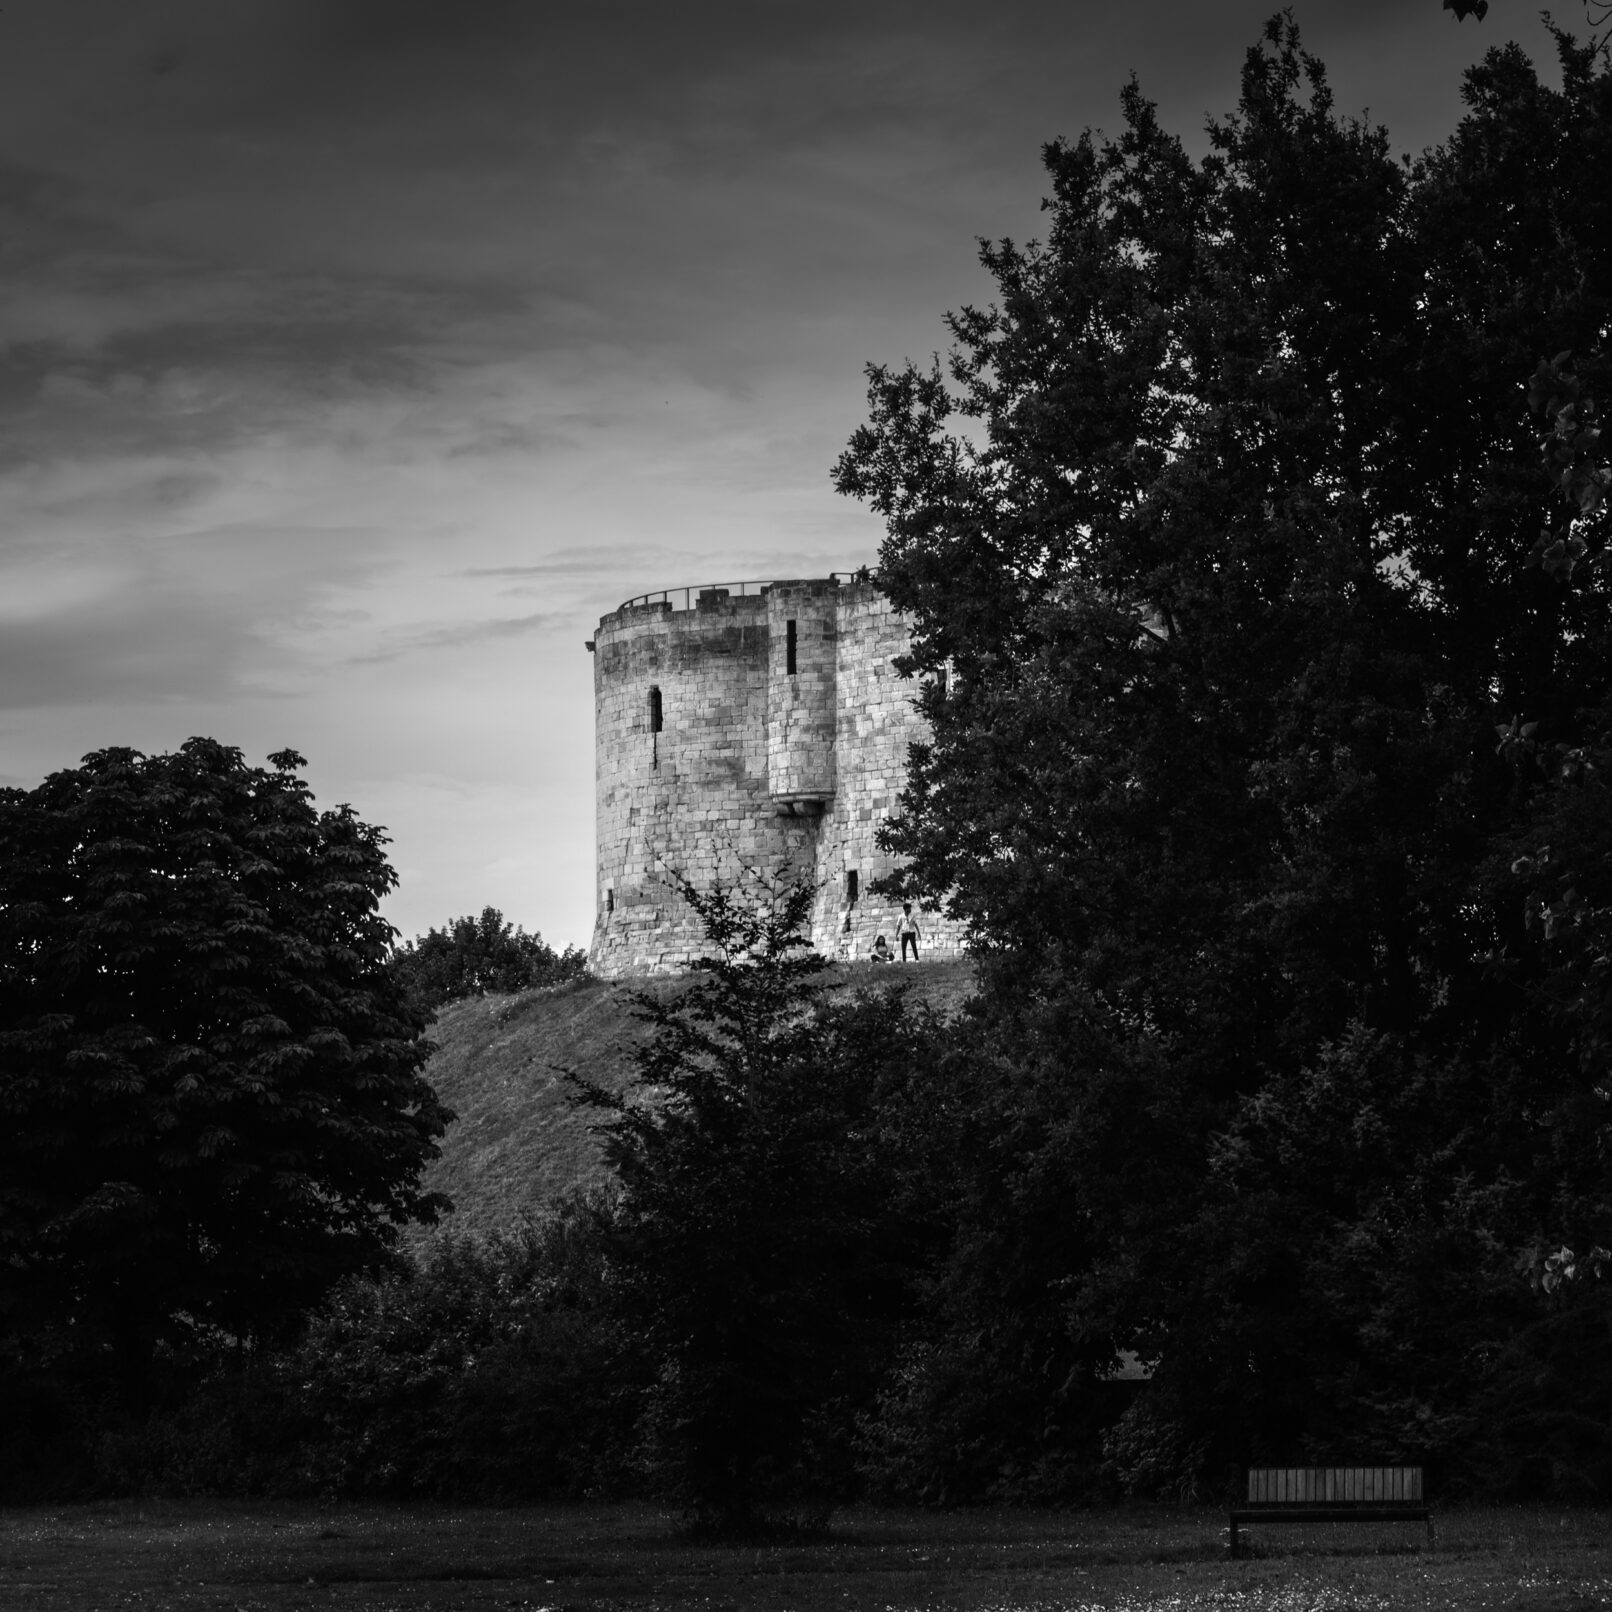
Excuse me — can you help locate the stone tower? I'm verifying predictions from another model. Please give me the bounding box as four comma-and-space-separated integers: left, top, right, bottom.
585, 573, 964, 976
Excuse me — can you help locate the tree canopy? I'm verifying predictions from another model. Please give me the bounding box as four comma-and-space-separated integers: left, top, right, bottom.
0, 739, 450, 1385
389, 906, 585, 1014
834, 15, 1612, 1491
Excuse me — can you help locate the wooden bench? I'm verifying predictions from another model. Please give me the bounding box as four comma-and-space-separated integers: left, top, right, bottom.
1229, 1466, 1432, 1557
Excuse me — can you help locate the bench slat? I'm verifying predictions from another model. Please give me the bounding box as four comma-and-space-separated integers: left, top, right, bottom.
1244, 1465, 1422, 1508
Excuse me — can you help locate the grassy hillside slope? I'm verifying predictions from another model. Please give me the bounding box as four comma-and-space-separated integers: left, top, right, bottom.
416, 958, 976, 1241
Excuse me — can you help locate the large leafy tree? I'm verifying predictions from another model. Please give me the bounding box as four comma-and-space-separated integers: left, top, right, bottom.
0, 739, 450, 1386
835, 16, 1612, 1490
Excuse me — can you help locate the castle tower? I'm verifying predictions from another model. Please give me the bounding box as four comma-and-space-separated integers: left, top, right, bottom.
585, 574, 965, 976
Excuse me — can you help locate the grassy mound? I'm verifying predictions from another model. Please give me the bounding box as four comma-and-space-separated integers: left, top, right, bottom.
416, 958, 976, 1241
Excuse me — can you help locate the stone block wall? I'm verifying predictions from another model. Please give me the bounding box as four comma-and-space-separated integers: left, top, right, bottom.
765, 580, 838, 809
586, 575, 966, 976
812, 583, 968, 963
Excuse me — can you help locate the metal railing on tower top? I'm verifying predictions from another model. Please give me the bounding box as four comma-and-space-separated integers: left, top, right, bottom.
614, 570, 876, 615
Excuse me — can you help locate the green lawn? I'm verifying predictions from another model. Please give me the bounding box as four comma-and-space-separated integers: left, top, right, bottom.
2, 1501, 1608, 1611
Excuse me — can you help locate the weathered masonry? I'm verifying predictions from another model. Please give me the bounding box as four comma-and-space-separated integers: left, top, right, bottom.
585, 574, 966, 977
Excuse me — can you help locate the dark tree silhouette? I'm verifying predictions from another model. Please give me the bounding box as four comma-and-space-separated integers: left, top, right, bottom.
834, 14, 1612, 1493
0, 739, 449, 1388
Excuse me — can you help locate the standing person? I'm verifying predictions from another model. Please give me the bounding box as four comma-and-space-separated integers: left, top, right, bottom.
896, 902, 921, 962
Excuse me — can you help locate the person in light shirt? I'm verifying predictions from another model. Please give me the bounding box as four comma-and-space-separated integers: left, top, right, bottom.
896, 903, 922, 961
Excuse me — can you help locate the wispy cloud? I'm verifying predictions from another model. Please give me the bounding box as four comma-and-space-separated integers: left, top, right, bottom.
347, 611, 568, 665
456, 544, 696, 580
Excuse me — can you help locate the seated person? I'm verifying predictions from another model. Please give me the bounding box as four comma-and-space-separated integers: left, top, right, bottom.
870, 933, 893, 963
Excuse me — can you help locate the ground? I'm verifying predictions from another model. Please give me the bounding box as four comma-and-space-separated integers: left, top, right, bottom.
3, 1502, 1608, 1611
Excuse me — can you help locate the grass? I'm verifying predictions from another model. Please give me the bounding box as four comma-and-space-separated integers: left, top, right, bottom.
2, 1502, 1609, 1611
416, 958, 978, 1241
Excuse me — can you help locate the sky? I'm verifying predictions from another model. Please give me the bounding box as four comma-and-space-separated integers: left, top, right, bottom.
0, 0, 1569, 950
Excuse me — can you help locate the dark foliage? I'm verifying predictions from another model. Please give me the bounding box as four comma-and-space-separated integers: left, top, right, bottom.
833, 15, 1612, 1497
0, 740, 449, 1416
85, 1200, 637, 1503
389, 906, 586, 1014
570, 876, 944, 1533
851, 1021, 1143, 1506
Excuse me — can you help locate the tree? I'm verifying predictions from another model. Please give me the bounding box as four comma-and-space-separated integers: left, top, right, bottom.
834, 15, 1612, 1492
0, 739, 450, 1389
1444, 0, 1612, 31
570, 876, 939, 1532
390, 907, 586, 1014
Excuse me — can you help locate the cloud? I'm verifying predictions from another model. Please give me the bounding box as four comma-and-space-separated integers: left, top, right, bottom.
456, 544, 707, 580
346, 611, 568, 665
0, 583, 273, 708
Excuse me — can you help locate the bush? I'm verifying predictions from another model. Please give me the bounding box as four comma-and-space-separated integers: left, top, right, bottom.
90, 1198, 641, 1501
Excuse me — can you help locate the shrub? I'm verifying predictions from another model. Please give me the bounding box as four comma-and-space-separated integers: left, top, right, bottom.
91, 1197, 640, 1501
